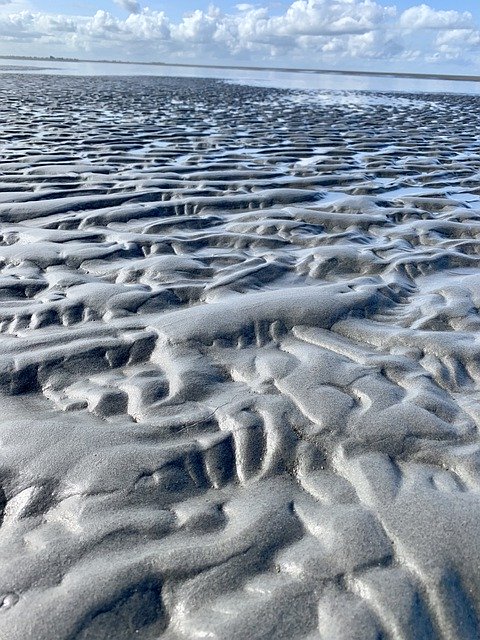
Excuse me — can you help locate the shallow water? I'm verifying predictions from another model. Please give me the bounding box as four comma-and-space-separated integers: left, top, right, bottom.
3, 57, 480, 95
1, 73, 480, 639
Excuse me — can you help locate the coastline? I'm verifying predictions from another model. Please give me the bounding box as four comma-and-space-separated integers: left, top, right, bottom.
1, 54, 480, 84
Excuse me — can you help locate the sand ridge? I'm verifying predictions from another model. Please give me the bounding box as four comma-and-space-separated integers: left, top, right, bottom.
0, 74, 480, 638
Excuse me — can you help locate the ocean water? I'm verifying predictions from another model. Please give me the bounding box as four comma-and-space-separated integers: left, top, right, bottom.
1, 57, 480, 95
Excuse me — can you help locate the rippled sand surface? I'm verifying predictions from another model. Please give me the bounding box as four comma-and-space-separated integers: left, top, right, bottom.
1, 74, 480, 639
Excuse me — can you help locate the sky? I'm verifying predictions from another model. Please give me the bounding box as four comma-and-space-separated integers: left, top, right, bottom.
1, 1, 480, 74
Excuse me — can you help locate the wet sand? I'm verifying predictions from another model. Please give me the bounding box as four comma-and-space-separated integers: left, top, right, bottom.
1, 74, 480, 638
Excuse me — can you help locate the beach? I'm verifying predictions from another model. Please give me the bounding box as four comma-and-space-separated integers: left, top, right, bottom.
0, 72, 480, 638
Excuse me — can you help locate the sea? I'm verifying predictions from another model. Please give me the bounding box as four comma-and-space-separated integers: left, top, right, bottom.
1, 58, 480, 96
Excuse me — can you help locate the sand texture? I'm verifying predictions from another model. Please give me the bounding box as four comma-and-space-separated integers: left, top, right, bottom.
1, 74, 480, 638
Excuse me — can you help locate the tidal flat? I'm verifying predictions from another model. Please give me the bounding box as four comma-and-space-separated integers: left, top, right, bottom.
0, 74, 480, 638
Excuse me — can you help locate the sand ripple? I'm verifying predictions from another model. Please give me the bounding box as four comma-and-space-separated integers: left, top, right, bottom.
0, 74, 480, 638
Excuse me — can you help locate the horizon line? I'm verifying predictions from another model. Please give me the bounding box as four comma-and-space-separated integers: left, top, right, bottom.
1, 54, 479, 83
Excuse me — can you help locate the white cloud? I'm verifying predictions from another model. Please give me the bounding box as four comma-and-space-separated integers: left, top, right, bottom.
432, 28, 480, 61
399, 4, 473, 30
0, 1, 479, 71
173, 6, 221, 43
266, 0, 396, 37
114, 0, 141, 14
0, 0, 32, 14
437, 29, 480, 48
124, 9, 171, 40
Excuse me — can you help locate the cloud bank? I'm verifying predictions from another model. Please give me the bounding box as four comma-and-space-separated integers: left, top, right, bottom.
0, 1, 479, 71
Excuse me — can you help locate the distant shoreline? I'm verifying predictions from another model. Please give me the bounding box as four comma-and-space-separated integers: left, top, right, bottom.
1, 54, 480, 84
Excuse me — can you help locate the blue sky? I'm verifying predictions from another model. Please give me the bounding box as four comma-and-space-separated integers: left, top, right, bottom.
29, 1, 480, 20
1, 1, 480, 74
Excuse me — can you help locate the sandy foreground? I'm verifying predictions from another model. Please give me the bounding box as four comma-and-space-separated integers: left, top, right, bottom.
0, 74, 479, 639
